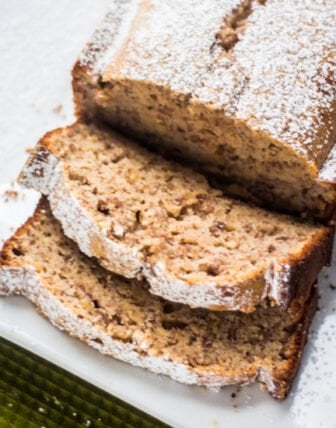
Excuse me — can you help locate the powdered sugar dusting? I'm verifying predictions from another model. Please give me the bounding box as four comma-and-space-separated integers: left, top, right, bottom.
79, 0, 141, 70
319, 143, 336, 183
235, 0, 336, 160
91, 0, 336, 165
264, 262, 296, 306
102, 0, 245, 98
20, 148, 144, 279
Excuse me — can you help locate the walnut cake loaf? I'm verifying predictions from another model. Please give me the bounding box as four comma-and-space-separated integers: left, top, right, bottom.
0, 200, 319, 400
19, 122, 333, 312
73, 0, 336, 220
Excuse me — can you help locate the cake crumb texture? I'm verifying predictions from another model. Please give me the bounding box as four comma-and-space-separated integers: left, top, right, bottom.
19, 123, 334, 312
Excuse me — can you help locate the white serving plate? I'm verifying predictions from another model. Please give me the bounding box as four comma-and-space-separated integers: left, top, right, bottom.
0, 1, 336, 427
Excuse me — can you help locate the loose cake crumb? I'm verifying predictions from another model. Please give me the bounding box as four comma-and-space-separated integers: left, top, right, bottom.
53, 104, 63, 115
2, 189, 18, 202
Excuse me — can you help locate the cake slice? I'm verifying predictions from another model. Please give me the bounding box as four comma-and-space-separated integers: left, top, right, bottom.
19, 122, 333, 312
72, 0, 336, 220
0, 200, 319, 399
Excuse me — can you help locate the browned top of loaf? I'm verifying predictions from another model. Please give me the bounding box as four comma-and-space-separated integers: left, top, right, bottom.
0, 201, 317, 399
79, 0, 336, 173
26, 122, 332, 311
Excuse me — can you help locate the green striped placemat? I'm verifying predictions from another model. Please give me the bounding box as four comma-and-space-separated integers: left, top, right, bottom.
0, 337, 170, 427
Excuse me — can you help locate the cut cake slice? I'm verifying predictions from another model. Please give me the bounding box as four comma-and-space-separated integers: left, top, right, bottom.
0, 200, 318, 399
19, 122, 333, 312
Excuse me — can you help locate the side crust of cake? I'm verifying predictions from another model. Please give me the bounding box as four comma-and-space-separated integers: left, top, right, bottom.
0, 201, 319, 400
19, 123, 333, 312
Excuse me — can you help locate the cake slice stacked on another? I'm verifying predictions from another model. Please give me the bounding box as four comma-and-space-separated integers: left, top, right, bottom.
0, 201, 319, 400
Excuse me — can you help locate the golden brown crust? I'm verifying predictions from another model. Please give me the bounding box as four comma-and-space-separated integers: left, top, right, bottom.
277, 227, 333, 309
0, 199, 48, 268
72, 61, 98, 121
265, 287, 319, 399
